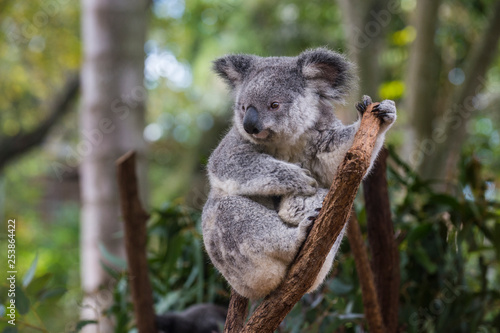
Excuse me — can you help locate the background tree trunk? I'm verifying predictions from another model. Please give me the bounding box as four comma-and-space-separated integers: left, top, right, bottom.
337, 0, 391, 100
79, 1, 148, 331
404, 0, 442, 151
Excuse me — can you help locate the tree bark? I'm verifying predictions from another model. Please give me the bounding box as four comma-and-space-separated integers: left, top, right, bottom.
116, 151, 156, 333
79, 1, 149, 331
224, 289, 249, 333
420, 1, 500, 183
0, 73, 79, 170
231, 103, 383, 333
363, 148, 400, 332
347, 209, 385, 333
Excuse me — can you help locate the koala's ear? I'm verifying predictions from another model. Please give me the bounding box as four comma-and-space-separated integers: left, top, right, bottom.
213, 54, 256, 89
297, 48, 353, 100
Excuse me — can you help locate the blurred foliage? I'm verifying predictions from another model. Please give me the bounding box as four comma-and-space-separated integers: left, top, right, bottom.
387, 146, 500, 332
0, 202, 81, 332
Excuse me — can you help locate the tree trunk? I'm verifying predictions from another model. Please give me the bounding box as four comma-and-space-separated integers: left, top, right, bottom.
337, 0, 392, 99
404, 0, 442, 150
79, 1, 148, 331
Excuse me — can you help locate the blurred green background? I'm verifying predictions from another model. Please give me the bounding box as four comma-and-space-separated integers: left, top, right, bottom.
1, 0, 500, 332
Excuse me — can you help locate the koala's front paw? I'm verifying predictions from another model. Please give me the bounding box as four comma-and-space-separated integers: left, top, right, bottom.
355, 95, 373, 118
295, 168, 318, 196
372, 99, 397, 129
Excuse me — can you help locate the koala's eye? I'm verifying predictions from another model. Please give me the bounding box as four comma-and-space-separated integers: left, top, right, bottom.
270, 102, 280, 110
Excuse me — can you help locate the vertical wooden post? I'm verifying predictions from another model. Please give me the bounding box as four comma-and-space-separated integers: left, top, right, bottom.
116, 151, 156, 333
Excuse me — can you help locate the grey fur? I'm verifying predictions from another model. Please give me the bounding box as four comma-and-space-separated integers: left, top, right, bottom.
203, 48, 396, 300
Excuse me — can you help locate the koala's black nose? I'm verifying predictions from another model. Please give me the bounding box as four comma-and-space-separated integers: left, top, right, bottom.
243, 106, 262, 134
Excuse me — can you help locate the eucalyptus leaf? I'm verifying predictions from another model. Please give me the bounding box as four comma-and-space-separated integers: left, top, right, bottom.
22, 253, 38, 288
98, 243, 128, 270
15, 285, 30, 315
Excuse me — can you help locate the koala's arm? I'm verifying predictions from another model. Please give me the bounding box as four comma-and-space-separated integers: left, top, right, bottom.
208, 130, 317, 197
316, 97, 396, 181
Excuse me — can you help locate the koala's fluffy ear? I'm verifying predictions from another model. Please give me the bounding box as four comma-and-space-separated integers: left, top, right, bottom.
297, 48, 353, 101
213, 54, 256, 89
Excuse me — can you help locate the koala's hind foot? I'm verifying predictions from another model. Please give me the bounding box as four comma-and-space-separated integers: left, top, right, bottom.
278, 189, 329, 226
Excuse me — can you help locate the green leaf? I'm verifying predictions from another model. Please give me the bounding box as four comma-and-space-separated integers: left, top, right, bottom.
39, 287, 67, 301
0, 304, 5, 317
98, 243, 127, 270
22, 253, 39, 288
75, 320, 98, 332
25, 273, 52, 296
15, 285, 30, 315
428, 194, 460, 209
413, 246, 438, 274
329, 279, 353, 295
100, 261, 121, 280
407, 223, 433, 243
2, 327, 18, 333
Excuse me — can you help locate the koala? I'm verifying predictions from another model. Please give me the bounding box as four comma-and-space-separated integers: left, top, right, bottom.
202, 48, 396, 300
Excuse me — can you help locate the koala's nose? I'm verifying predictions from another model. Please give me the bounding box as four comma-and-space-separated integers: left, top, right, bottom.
243, 106, 262, 134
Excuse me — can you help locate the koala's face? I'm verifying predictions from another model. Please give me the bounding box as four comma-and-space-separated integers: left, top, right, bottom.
213, 48, 352, 144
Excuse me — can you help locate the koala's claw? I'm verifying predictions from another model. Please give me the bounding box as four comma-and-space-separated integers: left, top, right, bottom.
355, 95, 373, 115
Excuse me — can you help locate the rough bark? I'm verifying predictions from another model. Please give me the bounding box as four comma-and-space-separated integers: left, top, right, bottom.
363, 148, 400, 332
116, 151, 156, 333
0, 73, 79, 170
224, 289, 249, 333
79, 0, 149, 331
405, 0, 442, 145
227, 103, 383, 333
347, 209, 385, 333
420, 1, 500, 183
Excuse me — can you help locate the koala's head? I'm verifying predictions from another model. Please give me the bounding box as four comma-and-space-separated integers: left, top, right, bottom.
213, 48, 353, 144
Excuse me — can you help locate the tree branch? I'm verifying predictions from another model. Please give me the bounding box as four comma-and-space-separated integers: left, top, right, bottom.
224, 289, 249, 333
116, 151, 156, 333
347, 209, 385, 333
0, 72, 80, 170
363, 148, 400, 332
229, 103, 383, 333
